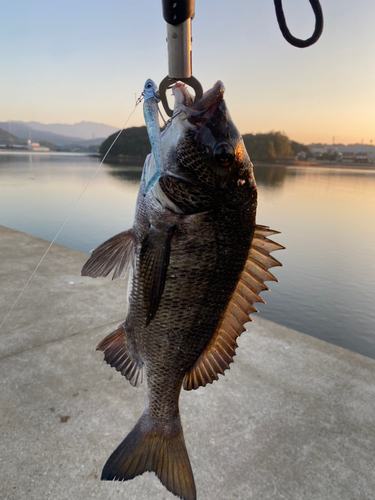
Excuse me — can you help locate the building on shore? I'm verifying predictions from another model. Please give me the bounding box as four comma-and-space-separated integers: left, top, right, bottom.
342, 152, 355, 162
27, 140, 50, 152
355, 152, 369, 163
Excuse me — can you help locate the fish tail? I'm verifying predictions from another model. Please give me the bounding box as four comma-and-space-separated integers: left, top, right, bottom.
101, 411, 196, 500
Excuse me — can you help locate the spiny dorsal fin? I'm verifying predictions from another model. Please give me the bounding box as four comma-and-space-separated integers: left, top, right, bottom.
81, 229, 134, 281
183, 225, 284, 391
96, 324, 143, 387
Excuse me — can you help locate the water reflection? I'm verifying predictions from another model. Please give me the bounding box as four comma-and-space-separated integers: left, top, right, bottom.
104, 162, 293, 187
253, 164, 289, 188
105, 164, 143, 183
104, 162, 292, 188
254, 163, 375, 188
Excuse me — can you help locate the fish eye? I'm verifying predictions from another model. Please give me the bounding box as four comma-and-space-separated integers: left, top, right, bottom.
214, 142, 235, 168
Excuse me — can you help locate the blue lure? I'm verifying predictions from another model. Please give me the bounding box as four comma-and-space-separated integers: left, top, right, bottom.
143, 79, 164, 193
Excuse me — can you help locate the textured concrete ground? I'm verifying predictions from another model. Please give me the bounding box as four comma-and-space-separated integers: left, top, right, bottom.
1, 225, 374, 500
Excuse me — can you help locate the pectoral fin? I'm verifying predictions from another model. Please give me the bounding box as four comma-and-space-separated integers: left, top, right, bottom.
140, 226, 175, 325
81, 229, 134, 280
183, 225, 284, 391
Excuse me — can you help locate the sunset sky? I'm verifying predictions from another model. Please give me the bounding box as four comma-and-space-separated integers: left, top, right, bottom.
2, 0, 374, 145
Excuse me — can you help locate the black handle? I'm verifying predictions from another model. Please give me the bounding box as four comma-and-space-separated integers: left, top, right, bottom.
162, 0, 195, 26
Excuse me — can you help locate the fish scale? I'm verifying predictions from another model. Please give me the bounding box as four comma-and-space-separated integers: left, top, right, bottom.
81, 80, 283, 500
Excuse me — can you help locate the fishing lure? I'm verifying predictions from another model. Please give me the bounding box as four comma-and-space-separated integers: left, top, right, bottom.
143, 79, 164, 193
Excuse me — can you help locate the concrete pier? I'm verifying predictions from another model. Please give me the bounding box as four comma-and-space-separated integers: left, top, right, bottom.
1, 225, 374, 500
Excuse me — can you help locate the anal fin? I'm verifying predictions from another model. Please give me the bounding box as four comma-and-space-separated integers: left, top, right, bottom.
96, 324, 143, 387
183, 225, 284, 391
81, 229, 134, 281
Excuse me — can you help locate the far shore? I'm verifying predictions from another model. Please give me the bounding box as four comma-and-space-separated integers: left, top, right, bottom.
255, 160, 375, 170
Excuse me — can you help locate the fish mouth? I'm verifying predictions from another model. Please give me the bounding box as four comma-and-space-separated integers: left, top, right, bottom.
173, 80, 225, 125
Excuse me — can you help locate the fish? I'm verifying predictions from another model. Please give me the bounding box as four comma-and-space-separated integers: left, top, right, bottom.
143, 78, 164, 193
81, 80, 283, 500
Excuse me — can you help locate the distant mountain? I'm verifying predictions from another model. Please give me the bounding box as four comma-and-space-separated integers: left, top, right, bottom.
0, 121, 108, 147
0, 127, 25, 144
23, 120, 119, 140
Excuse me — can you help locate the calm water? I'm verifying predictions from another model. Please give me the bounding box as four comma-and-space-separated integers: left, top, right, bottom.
1, 152, 375, 359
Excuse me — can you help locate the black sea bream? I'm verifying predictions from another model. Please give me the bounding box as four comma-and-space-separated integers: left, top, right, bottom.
82, 80, 283, 500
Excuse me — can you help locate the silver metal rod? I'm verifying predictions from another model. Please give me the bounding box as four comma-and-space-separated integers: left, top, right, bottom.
166, 19, 192, 79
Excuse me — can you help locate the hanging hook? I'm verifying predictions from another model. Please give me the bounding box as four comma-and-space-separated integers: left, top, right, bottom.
158, 0, 324, 116
159, 76, 202, 118
273, 0, 324, 48
159, 0, 203, 117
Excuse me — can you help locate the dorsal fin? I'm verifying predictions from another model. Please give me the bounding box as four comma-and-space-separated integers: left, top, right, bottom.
96, 324, 143, 387
81, 229, 134, 281
183, 225, 284, 391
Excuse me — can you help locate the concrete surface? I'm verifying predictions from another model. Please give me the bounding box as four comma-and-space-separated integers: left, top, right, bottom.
0, 225, 374, 500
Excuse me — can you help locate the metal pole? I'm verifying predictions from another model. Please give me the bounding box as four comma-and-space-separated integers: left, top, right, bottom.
166, 19, 192, 80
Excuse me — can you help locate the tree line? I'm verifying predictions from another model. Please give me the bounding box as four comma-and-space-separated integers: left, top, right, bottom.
100, 127, 150, 158
100, 127, 308, 161
242, 131, 292, 160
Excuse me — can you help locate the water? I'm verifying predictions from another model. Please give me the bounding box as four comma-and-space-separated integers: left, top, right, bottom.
1, 152, 375, 360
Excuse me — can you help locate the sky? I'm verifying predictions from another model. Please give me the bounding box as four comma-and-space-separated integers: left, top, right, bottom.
1, 0, 374, 145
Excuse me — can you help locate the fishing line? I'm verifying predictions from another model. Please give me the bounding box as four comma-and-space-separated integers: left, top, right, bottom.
0, 100, 142, 331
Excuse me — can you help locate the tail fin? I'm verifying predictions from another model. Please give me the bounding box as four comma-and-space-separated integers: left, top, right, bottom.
102, 411, 196, 500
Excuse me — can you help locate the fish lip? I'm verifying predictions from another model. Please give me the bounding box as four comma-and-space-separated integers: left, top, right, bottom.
189, 80, 225, 112
173, 80, 225, 125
